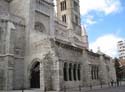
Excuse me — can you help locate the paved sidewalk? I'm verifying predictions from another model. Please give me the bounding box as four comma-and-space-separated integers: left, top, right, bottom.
62, 81, 125, 92
86, 86, 125, 92
1, 82, 125, 92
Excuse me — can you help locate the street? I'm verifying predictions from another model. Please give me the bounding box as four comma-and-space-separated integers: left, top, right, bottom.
86, 86, 125, 92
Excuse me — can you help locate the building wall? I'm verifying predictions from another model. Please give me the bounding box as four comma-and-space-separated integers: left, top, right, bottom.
54, 41, 116, 89
117, 40, 125, 59
0, 0, 25, 88
0, 0, 117, 91
13, 23, 25, 89
0, 0, 9, 15
54, 41, 83, 89
0, 57, 5, 90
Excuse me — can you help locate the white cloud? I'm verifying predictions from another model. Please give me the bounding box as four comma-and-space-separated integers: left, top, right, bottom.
80, 0, 122, 15
86, 15, 97, 25
80, 0, 122, 27
89, 34, 123, 57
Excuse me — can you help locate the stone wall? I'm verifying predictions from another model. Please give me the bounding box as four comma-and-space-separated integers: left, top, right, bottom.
54, 41, 83, 89
0, 20, 7, 54
0, 0, 9, 15
13, 58, 24, 89
13, 21, 25, 89
0, 69, 4, 90
0, 14, 25, 90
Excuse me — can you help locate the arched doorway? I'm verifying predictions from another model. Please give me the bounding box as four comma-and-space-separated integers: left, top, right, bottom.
30, 62, 40, 88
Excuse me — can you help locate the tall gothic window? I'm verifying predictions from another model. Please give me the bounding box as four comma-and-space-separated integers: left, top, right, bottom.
60, 0, 67, 11
73, 64, 77, 81
93, 66, 95, 80
69, 63, 72, 81
97, 66, 99, 79
91, 65, 99, 80
74, 1, 79, 12
64, 63, 68, 81
0, 27, 3, 41
0, 27, 2, 53
75, 15, 79, 25
78, 64, 81, 80
91, 65, 93, 80
62, 14, 66, 23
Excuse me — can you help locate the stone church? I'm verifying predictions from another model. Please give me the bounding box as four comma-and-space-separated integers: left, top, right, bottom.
0, 0, 116, 91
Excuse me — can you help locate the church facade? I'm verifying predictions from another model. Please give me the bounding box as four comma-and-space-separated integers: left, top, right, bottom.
0, 0, 116, 91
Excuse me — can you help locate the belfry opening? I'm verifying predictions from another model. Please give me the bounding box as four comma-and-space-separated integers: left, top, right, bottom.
30, 62, 40, 88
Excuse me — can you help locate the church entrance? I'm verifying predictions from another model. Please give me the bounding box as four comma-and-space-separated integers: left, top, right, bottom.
30, 62, 40, 88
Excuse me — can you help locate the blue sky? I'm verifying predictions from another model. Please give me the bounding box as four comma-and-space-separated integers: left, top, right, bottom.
82, 10, 125, 42
80, 0, 125, 57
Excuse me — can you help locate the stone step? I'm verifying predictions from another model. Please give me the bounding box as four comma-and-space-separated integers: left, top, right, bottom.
0, 89, 58, 92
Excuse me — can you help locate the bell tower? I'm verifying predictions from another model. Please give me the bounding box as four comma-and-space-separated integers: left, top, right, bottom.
56, 0, 81, 35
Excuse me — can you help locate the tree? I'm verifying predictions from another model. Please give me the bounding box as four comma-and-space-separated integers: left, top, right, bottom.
114, 58, 123, 81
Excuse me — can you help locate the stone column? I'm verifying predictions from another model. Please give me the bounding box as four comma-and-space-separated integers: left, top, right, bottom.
56, 61, 61, 91
4, 59, 8, 91
40, 62, 45, 91
76, 65, 78, 81
66, 64, 69, 81
8, 68, 14, 90
74, 67, 77, 81
4, 21, 15, 90
71, 67, 74, 81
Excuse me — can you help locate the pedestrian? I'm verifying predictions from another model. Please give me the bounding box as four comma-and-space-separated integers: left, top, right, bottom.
117, 79, 119, 87
111, 80, 114, 87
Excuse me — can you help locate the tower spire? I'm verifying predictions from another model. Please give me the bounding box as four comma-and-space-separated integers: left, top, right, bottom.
81, 25, 89, 49
56, 0, 81, 35
81, 25, 87, 36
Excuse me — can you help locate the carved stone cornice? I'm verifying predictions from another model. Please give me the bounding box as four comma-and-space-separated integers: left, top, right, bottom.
0, 54, 24, 59
4, 0, 13, 3
55, 38, 83, 53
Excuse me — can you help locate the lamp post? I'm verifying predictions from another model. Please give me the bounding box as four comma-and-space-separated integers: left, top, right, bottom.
21, 78, 24, 92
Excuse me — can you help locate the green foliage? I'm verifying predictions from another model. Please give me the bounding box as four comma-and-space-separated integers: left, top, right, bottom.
114, 58, 123, 80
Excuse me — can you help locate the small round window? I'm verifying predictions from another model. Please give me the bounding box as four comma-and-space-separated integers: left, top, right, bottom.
35, 22, 45, 33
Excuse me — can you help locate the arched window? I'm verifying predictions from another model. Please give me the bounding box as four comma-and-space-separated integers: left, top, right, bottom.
97, 66, 99, 79
34, 22, 45, 33
62, 14, 66, 23
0, 27, 3, 53
73, 64, 77, 81
63, 63, 68, 81
69, 63, 72, 81
60, 0, 67, 11
91, 65, 99, 80
91, 65, 93, 80
93, 66, 96, 79
78, 64, 81, 81
0, 27, 3, 41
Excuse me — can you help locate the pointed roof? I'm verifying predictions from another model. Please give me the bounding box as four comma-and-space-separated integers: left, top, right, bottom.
81, 25, 87, 36
97, 47, 104, 55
